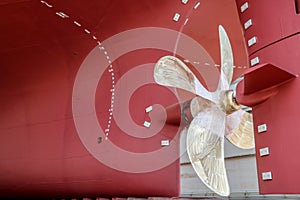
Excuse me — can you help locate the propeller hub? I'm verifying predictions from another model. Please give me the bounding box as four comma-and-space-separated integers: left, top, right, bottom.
221, 90, 241, 115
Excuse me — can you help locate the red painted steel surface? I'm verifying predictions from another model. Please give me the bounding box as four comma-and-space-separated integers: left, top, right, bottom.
250, 35, 300, 194
242, 64, 296, 95
296, 0, 300, 13
236, 0, 300, 54
236, 63, 297, 106
236, 0, 300, 194
0, 0, 247, 198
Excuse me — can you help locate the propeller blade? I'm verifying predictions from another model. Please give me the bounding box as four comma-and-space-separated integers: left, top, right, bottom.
186, 105, 229, 196
190, 96, 214, 118
154, 25, 251, 197
225, 109, 255, 149
154, 56, 212, 100
218, 25, 234, 90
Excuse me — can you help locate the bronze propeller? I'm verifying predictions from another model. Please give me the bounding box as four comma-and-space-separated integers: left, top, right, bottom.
154, 25, 254, 196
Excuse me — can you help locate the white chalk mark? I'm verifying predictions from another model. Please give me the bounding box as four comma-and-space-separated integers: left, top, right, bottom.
194, 2, 200, 9
184, 18, 189, 25
74, 21, 81, 27
40, 1, 53, 8
56, 12, 69, 18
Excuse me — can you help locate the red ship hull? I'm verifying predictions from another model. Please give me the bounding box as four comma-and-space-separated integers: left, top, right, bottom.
0, 0, 248, 198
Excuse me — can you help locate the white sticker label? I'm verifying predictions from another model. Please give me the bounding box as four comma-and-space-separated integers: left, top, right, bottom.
143, 121, 151, 128
161, 140, 170, 146
258, 124, 267, 133
173, 13, 181, 22
241, 2, 249, 13
182, 0, 188, 4
244, 19, 252, 30
262, 172, 272, 180
145, 106, 153, 113
248, 36, 257, 47
251, 57, 260, 66
259, 147, 270, 156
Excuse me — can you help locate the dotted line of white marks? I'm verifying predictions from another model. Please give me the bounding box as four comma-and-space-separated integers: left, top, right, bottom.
172, 0, 247, 69
40, 0, 115, 141
40, 0, 247, 141
173, 0, 200, 23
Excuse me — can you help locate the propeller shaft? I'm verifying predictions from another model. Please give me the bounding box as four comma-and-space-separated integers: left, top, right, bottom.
166, 99, 194, 126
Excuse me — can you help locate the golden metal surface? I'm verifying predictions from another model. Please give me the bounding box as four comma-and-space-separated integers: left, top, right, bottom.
154, 55, 197, 94
190, 97, 212, 118
154, 56, 212, 100
154, 25, 255, 196
187, 105, 229, 196
187, 126, 230, 196
217, 25, 233, 90
219, 90, 241, 115
226, 110, 254, 149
